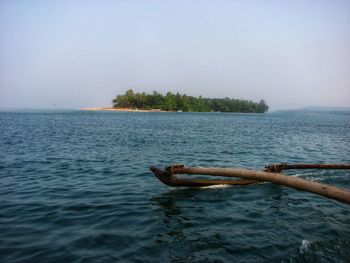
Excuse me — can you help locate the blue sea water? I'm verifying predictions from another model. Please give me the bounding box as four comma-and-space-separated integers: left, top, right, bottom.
0, 110, 349, 263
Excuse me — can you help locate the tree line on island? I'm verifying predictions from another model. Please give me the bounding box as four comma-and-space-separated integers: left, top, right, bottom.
112, 89, 269, 113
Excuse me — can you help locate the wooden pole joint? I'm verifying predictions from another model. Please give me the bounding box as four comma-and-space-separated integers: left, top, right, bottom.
166, 164, 185, 175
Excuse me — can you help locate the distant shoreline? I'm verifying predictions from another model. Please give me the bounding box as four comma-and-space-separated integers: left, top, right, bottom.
80, 107, 165, 112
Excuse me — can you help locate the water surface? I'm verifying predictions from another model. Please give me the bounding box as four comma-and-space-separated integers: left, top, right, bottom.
1, 110, 349, 262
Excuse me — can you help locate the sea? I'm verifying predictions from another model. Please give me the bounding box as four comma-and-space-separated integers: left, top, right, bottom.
1, 110, 349, 263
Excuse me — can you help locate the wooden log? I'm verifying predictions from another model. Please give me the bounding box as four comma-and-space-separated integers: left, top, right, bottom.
165, 165, 350, 204
150, 166, 259, 187
265, 163, 350, 173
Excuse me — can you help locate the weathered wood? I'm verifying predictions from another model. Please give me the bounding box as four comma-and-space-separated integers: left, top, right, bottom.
150, 166, 259, 187
164, 165, 350, 204
265, 163, 350, 173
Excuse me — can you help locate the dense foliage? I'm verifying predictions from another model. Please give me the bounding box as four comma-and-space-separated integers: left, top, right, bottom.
112, 89, 269, 113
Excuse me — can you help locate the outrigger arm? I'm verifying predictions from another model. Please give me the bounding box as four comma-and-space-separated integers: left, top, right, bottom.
150, 165, 259, 187
150, 163, 350, 204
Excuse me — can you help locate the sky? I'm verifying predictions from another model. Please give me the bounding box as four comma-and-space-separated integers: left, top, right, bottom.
0, 0, 349, 111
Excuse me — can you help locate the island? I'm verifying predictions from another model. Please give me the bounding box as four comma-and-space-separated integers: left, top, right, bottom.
111, 89, 269, 113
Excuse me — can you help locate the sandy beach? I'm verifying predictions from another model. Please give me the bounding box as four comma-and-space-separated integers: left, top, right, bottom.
80, 107, 164, 112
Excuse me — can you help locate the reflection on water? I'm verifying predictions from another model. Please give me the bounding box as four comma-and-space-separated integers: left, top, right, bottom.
153, 192, 188, 238
150, 189, 230, 262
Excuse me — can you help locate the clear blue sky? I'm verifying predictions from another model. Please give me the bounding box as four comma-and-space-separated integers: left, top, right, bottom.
1, 0, 349, 110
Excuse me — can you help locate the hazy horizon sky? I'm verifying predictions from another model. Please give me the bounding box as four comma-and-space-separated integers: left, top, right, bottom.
1, 0, 349, 111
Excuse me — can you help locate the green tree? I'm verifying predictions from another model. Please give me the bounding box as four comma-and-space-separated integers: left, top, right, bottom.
112, 90, 268, 113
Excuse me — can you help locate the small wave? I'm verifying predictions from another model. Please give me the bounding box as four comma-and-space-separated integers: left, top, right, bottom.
289, 239, 350, 263
299, 239, 311, 254
169, 184, 233, 190
292, 172, 346, 183
201, 184, 233, 189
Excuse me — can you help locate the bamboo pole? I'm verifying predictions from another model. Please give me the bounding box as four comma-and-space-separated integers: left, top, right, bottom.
165, 165, 350, 204
265, 163, 350, 173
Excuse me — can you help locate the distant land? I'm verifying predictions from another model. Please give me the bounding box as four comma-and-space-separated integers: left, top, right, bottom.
273, 106, 350, 115
110, 89, 269, 113
1, 105, 348, 114
302, 106, 350, 111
